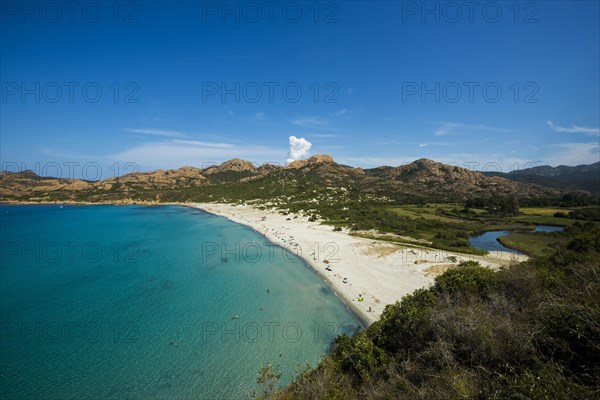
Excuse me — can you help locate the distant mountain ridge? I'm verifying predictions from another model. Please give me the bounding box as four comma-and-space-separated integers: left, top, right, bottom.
1, 155, 595, 204
484, 162, 599, 193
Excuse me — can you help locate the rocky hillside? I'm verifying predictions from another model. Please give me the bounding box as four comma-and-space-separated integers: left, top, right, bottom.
484, 162, 600, 193
0, 166, 208, 200
203, 158, 257, 175
286, 154, 335, 169
0, 155, 572, 204
362, 158, 550, 199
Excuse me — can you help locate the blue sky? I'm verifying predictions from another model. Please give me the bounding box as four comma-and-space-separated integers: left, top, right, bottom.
1, 1, 599, 178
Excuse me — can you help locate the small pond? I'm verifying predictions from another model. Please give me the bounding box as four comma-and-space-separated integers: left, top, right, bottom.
468, 225, 565, 254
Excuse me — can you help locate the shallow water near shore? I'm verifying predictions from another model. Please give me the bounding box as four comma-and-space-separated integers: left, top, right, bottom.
0, 204, 358, 399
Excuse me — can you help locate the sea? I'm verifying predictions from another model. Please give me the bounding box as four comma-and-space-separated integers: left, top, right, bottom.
0, 204, 359, 399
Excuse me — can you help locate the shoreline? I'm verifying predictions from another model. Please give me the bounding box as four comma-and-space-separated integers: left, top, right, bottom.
185, 202, 527, 326
187, 203, 382, 326
187, 204, 372, 329
1, 200, 528, 326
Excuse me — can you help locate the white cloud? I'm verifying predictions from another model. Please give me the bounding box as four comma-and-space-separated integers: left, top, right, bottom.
111, 140, 284, 169
256, 112, 266, 121
38, 147, 102, 160
546, 121, 599, 136
286, 136, 312, 163
123, 128, 189, 138
293, 110, 349, 130
433, 122, 512, 136
169, 139, 234, 148
292, 117, 330, 129
433, 128, 450, 136
544, 142, 600, 166
334, 108, 350, 117
310, 133, 341, 138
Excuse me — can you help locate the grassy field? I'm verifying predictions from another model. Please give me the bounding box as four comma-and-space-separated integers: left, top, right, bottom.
515, 207, 575, 227
315, 202, 596, 257
388, 204, 465, 223
381, 204, 595, 256
519, 207, 574, 215
515, 214, 573, 226
389, 204, 539, 228
498, 232, 570, 257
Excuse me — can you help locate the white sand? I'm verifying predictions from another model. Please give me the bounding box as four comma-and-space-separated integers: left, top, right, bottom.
189, 203, 527, 326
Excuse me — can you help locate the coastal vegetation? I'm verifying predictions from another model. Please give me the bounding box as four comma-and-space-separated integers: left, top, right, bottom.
497, 232, 569, 258
256, 228, 600, 399
1, 157, 599, 257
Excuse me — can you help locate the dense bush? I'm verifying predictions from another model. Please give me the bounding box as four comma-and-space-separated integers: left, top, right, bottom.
560, 192, 599, 207
569, 206, 600, 221
259, 228, 600, 399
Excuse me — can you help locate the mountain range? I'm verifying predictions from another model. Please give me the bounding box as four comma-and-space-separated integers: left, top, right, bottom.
483, 162, 599, 193
1, 155, 597, 204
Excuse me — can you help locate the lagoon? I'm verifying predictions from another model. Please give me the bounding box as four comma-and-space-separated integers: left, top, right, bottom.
469, 225, 565, 254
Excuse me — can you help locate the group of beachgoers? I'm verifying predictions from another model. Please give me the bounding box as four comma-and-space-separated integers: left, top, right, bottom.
235, 212, 375, 314
254, 223, 304, 252
320, 258, 372, 313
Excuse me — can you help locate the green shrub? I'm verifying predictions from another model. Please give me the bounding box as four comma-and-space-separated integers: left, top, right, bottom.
433, 261, 498, 296
331, 332, 386, 385
266, 229, 600, 399
373, 289, 437, 354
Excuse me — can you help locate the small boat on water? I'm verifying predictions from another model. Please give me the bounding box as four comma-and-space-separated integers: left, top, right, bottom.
231, 315, 241, 320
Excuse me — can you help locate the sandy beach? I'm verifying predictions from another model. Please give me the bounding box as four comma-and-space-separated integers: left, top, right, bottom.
2, 200, 527, 326
189, 202, 527, 326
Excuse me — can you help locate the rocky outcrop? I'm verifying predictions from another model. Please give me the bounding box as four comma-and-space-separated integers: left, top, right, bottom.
203, 159, 257, 174
286, 154, 335, 169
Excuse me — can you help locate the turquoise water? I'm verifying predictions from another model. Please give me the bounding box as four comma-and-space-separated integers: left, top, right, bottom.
0, 205, 359, 399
